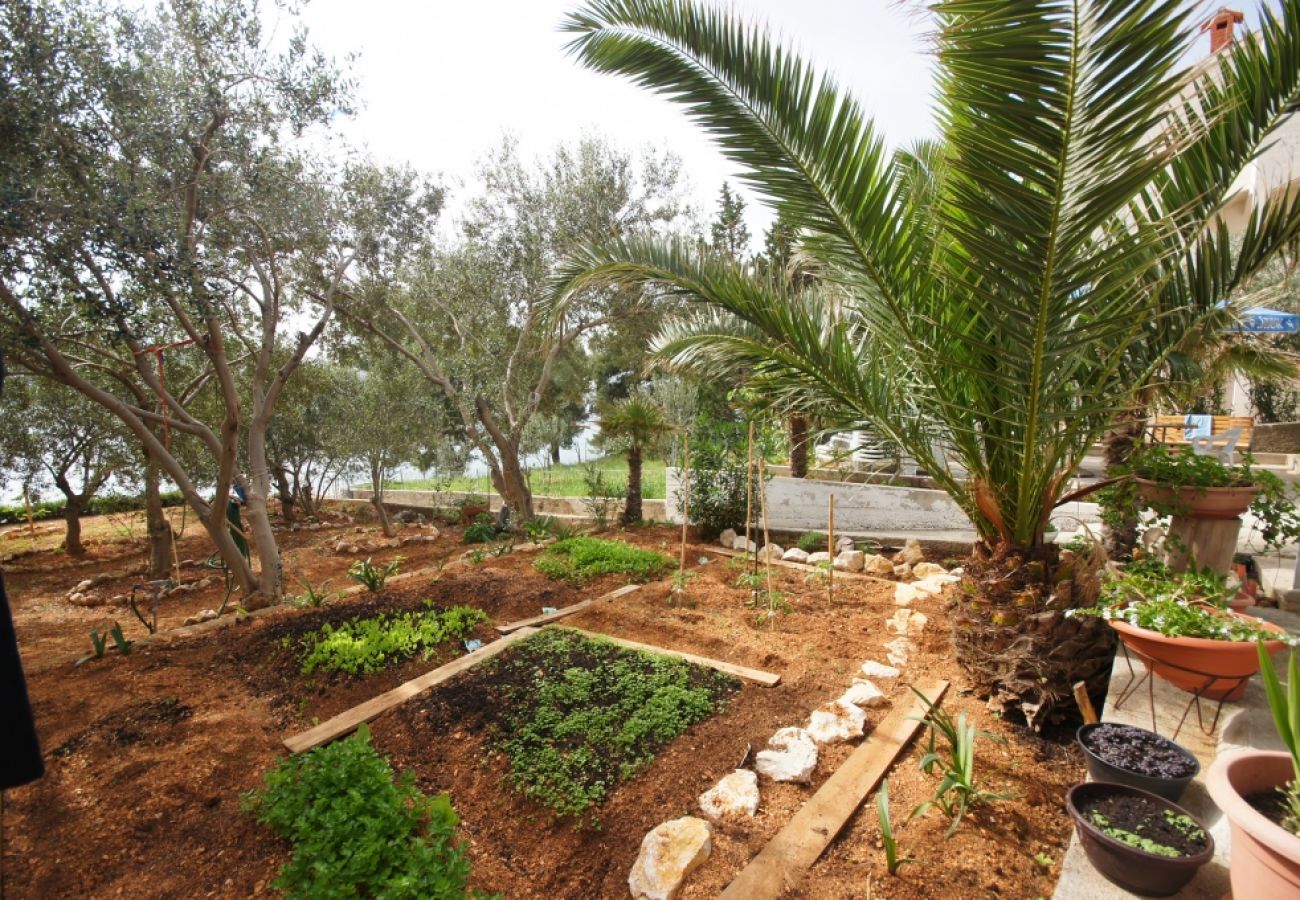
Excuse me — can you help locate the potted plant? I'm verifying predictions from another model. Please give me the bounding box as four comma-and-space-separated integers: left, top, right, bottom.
1206, 644, 1300, 897
1072, 561, 1293, 700
1065, 781, 1214, 896
1076, 722, 1199, 802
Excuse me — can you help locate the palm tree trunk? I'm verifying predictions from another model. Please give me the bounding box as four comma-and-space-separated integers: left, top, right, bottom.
789, 415, 809, 478
623, 446, 643, 525
1102, 408, 1149, 561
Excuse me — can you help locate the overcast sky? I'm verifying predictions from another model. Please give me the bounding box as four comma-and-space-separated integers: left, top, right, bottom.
290, 0, 1276, 242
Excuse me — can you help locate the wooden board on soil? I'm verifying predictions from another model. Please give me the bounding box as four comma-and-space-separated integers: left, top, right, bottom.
495, 583, 640, 633
283, 626, 540, 753
720, 680, 949, 899
561, 625, 782, 686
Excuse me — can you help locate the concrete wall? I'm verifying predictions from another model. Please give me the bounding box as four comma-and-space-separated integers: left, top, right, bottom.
348, 488, 667, 522
662, 467, 1102, 537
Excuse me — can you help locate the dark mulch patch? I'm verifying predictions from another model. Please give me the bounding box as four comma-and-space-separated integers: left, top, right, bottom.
52, 696, 193, 758
1081, 723, 1197, 778
1246, 790, 1291, 830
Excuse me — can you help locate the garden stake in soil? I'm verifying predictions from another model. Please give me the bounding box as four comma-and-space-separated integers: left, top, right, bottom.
828, 493, 836, 605
679, 433, 690, 575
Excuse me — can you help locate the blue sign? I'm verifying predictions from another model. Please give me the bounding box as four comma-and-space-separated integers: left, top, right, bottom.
1233, 307, 1300, 334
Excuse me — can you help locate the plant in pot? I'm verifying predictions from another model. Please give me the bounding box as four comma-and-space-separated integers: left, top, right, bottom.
1065, 781, 1214, 896
1076, 722, 1199, 802
1071, 560, 1294, 700
1100, 444, 1300, 574
1207, 644, 1300, 897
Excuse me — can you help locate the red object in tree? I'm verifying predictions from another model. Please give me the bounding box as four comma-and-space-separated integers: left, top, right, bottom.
1202, 7, 1245, 54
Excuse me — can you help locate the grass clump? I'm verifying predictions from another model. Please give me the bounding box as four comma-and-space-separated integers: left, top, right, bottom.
243, 725, 490, 899
295, 604, 487, 676
479, 628, 738, 818
533, 536, 674, 583
796, 530, 827, 553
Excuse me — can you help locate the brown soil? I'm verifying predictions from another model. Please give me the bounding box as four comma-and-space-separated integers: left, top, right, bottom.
5, 513, 1086, 898
1075, 793, 1209, 856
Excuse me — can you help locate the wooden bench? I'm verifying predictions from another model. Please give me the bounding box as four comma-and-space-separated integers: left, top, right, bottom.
1150, 415, 1254, 447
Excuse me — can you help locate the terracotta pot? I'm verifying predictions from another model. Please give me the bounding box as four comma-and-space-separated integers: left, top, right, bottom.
1109, 615, 1288, 701
1135, 478, 1260, 520
458, 504, 489, 525
1206, 751, 1300, 897
1065, 782, 1214, 896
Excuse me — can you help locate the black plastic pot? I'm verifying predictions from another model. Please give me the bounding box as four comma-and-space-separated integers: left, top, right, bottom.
1076, 723, 1199, 802
1065, 782, 1214, 897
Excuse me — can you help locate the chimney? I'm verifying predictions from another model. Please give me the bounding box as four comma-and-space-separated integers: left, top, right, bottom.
1202, 7, 1244, 54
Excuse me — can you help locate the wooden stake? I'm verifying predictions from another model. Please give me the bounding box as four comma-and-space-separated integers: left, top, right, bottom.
679, 433, 690, 574
828, 494, 836, 604
758, 458, 774, 616
744, 421, 755, 561
1073, 681, 1099, 725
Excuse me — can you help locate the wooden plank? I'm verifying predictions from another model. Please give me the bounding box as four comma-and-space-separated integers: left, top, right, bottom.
561, 626, 781, 687
495, 584, 640, 634
719, 681, 950, 900
283, 627, 540, 754
703, 545, 882, 582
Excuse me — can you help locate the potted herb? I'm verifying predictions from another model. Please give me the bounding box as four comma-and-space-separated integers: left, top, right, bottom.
1072, 561, 1292, 700
1206, 644, 1300, 897
1076, 722, 1199, 802
1065, 781, 1214, 896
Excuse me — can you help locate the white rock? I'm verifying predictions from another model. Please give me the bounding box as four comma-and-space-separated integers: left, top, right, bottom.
755, 727, 819, 783
893, 563, 912, 579
862, 660, 900, 679
836, 536, 856, 553
782, 547, 810, 564
628, 816, 712, 900
806, 551, 831, 564
698, 770, 760, 820
915, 573, 959, 596
718, 528, 737, 548
885, 637, 917, 668
912, 561, 946, 579
72, 579, 95, 594
183, 608, 219, 626
894, 582, 928, 606
894, 537, 924, 566
805, 700, 867, 744
841, 679, 887, 708
887, 608, 929, 637
950, 566, 964, 576
732, 536, 757, 553
833, 549, 865, 573
862, 554, 894, 576
757, 543, 784, 562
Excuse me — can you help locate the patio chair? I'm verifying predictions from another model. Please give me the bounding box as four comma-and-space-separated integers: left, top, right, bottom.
1189, 427, 1243, 465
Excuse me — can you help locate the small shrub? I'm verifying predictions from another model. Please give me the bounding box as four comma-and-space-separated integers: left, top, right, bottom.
347, 556, 403, 592
463, 512, 499, 544
581, 465, 624, 529
243, 725, 486, 899
797, 531, 827, 553
534, 537, 674, 583
522, 516, 555, 542
297, 604, 487, 676
290, 577, 334, 608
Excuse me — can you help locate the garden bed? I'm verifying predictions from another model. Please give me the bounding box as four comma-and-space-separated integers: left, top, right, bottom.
8, 519, 1088, 898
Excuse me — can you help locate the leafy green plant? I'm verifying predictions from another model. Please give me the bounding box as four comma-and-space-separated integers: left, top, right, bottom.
1257, 642, 1300, 834
1073, 566, 1298, 645
1086, 809, 1205, 857
797, 530, 827, 553
463, 512, 500, 544
534, 537, 674, 583
580, 465, 624, 529
89, 628, 109, 659
347, 556, 404, 592
522, 516, 555, 542
675, 415, 777, 537
908, 687, 1015, 836
109, 622, 132, 656
803, 559, 834, 586
877, 779, 915, 875
243, 725, 487, 899
477, 629, 738, 819
466, 548, 487, 565
297, 604, 487, 676
291, 577, 335, 608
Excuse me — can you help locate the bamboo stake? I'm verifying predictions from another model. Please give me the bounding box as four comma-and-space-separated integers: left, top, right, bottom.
744, 421, 755, 558
758, 458, 775, 617
828, 494, 836, 605
679, 434, 691, 574
1072, 681, 1099, 725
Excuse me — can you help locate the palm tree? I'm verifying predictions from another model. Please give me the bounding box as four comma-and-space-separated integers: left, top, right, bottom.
551, 0, 1300, 725
598, 394, 670, 525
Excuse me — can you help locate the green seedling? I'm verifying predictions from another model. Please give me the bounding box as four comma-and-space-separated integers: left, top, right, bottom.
877, 779, 915, 875
347, 556, 403, 592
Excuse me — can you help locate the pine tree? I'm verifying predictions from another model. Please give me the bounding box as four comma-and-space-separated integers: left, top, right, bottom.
710, 182, 750, 259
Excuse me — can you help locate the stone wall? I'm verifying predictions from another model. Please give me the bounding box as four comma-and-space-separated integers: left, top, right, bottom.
1250, 422, 1300, 454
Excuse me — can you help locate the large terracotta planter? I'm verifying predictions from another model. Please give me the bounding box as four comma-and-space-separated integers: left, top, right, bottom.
1109, 615, 1288, 700
1206, 751, 1300, 897
1135, 478, 1260, 520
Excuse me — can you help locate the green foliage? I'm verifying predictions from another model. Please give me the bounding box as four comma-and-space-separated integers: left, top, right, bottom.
243, 725, 486, 899
0, 490, 185, 526
534, 537, 674, 583
580, 465, 624, 528
89, 628, 108, 659
1085, 809, 1204, 858
908, 688, 1015, 837
522, 516, 556, 542
1075, 566, 1298, 645
482, 629, 738, 818
463, 513, 500, 544
876, 779, 915, 875
290, 578, 335, 608
678, 416, 777, 537
796, 531, 827, 553
109, 623, 132, 656
347, 556, 404, 592
1257, 642, 1300, 834
297, 605, 487, 676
